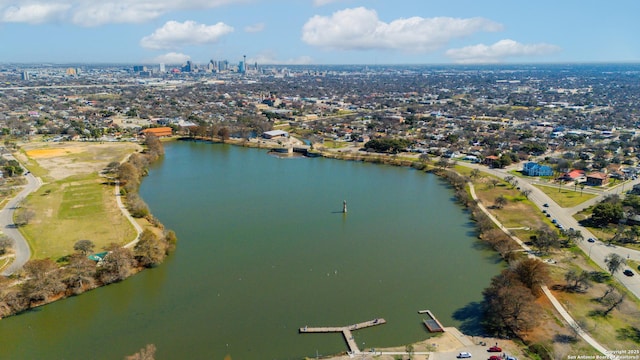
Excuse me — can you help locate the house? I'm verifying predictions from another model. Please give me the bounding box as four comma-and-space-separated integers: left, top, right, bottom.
522, 162, 554, 177
141, 127, 173, 137
562, 169, 586, 182
262, 130, 289, 139
484, 155, 500, 168
586, 172, 609, 186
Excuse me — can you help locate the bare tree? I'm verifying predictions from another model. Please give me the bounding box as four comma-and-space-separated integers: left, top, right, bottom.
15, 209, 36, 226
21, 259, 65, 306
63, 254, 96, 294
605, 253, 625, 275
134, 230, 166, 268
97, 246, 135, 284
494, 195, 508, 209
520, 188, 532, 199
564, 269, 591, 292
0, 234, 13, 255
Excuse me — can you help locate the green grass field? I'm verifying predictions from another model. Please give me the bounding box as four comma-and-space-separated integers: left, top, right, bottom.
20, 174, 137, 260
535, 184, 597, 208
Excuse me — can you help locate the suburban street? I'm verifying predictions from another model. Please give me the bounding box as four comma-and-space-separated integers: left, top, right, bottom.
0, 156, 41, 276
461, 161, 640, 300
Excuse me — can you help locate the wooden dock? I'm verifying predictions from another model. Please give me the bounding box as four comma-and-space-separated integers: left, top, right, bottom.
300, 318, 386, 354
422, 310, 444, 333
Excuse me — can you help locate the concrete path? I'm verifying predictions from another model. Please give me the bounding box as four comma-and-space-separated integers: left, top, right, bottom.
115, 181, 143, 248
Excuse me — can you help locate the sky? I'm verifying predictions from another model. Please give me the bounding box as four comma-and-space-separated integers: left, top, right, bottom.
0, 0, 639, 65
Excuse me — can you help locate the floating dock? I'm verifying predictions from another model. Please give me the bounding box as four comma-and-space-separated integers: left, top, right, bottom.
421, 310, 444, 332
300, 318, 386, 354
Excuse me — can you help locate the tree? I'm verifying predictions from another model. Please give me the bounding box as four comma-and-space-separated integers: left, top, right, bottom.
482, 270, 540, 336
604, 253, 625, 275
134, 230, 166, 268
601, 290, 625, 316
489, 178, 500, 188
564, 269, 591, 292
21, 259, 65, 306
470, 168, 481, 179
511, 258, 549, 292
15, 209, 35, 226
217, 127, 230, 142
590, 201, 624, 226
494, 195, 508, 209
63, 254, 96, 295
97, 246, 135, 284
530, 227, 560, 254
0, 234, 13, 255
73, 239, 95, 255
563, 228, 584, 246
520, 188, 532, 199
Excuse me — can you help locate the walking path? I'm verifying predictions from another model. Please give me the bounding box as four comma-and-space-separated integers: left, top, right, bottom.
114, 181, 143, 248
469, 182, 614, 358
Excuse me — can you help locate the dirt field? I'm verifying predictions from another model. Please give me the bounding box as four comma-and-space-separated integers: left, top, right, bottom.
20, 141, 142, 180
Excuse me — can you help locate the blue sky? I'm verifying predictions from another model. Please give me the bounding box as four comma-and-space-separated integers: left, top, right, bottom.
0, 0, 639, 65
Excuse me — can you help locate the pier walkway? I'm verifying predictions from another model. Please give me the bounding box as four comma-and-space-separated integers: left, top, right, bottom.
300, 318, 386, 354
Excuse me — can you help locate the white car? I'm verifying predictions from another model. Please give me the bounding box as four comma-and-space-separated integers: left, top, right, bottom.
457, 352, 472, 358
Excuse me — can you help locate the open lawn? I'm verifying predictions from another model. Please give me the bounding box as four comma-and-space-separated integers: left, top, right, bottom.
19, 141, 141, 182
535, 184, 597, 208
20, 174, 137, 260
16, 141, 142, 260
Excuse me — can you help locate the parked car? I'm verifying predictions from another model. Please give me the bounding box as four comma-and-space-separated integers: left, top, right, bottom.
488, 346, 502, 352
587, 238, 596, 243
489, 356, 502, 360
506, 356, 517, 360
543, 203, 549, 207
457, 352, 472, 358
624, 269, 634, 277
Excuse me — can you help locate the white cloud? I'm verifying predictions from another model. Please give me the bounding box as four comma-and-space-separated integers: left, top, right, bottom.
252, 51, 313, 65
446, 39, 561, 63
140, 20, 234, 50
153, 52, 191, 64
302, 7, 502, 52
0, 3, 70, 24
0, 0, 245, 26
244, 22, 264, 33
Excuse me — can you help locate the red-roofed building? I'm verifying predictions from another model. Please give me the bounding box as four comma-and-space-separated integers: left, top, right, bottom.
586, 172, 608, 186
141, 127, 173, 138
562, 169, 586, 182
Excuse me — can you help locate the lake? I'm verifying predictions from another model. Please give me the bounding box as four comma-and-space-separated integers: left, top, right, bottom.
0, 141, 502, 359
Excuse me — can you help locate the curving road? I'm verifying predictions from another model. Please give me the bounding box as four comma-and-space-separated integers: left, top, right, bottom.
0, 160, 41, 276
460, 161, 640, 301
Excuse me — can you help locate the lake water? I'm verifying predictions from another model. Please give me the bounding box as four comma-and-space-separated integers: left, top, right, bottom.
0, 141, 502, 359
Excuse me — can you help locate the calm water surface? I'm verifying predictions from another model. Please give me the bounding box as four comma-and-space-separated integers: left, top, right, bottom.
0, 141, 502, 359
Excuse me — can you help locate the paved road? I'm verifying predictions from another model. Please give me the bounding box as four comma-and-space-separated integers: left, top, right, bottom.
460, 161, 640, 301
0, 166, 41, 276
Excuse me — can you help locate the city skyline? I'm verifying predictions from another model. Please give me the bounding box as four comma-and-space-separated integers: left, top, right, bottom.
1, 0, 639, 65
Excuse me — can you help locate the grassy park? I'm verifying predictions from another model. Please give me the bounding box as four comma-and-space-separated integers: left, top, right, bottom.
535, 184, 598, 208
15, 141, 142, 260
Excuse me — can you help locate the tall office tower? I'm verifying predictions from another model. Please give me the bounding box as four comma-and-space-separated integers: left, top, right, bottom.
159, 63, 166, 73
239, 60, 245, 74
21, 71, 30, 81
